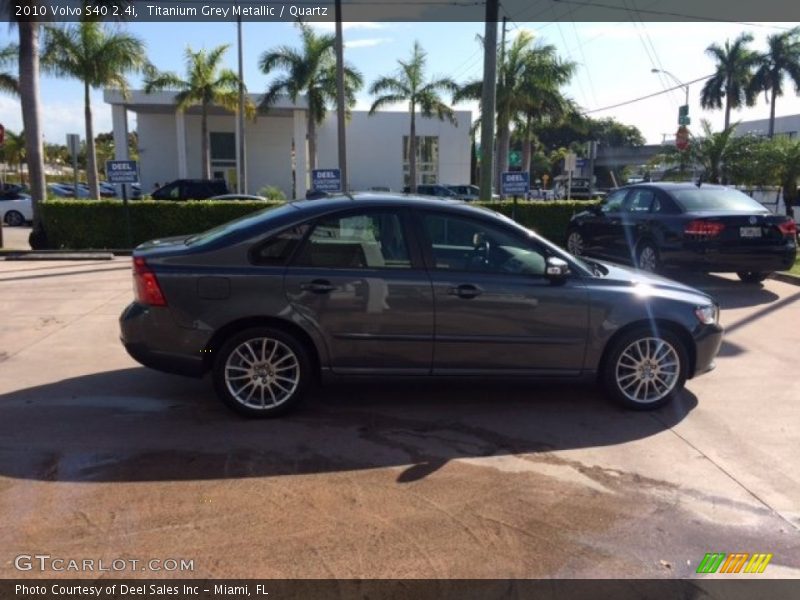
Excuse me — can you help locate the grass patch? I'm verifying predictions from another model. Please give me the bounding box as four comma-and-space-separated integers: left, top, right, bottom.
784, 254, 800, 276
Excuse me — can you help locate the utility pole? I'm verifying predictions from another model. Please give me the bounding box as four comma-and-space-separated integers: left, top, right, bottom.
479, 0, 499, 203
236, 14, 247, 194
495, 15, 508, 196
335, 0, 348, 192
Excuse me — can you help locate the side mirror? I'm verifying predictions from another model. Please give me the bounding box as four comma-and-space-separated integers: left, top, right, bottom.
545, 257, 570, 284
590, 203, 603, 215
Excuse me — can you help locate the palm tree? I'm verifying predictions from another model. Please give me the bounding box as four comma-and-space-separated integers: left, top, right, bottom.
11, 17, 47, 238
145, 45, 244, 179
0, 43, 19, 95
455, 32, 573, 194
701, 33, 758, 130
516, 44, 576, 177
369, 41, 457, 193
259, 23, 362, 172
5, 2, 127, 246
749, 27, 800, 138
43, 22, 148, 199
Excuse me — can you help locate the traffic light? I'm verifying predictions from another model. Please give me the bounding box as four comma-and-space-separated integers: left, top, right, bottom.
678, 105, 690, 126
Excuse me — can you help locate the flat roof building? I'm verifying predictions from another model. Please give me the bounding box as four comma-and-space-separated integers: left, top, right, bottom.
104, 90, 472, 198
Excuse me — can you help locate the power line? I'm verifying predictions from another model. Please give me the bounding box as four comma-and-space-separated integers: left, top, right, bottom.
548, 0, 795, 29
582, 73, 714, 114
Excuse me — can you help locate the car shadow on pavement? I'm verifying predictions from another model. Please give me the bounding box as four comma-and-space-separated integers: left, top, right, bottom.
0, 368, 697, 484
664, 271, 780, 310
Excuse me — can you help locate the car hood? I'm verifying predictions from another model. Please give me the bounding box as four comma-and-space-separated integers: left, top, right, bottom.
591, 260, 715, 304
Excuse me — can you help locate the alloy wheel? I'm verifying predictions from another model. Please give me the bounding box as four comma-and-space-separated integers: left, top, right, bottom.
614, 337, 680, 405
637, 245, 658, 272
224, 337, 300, 410
567, 231, 584, 256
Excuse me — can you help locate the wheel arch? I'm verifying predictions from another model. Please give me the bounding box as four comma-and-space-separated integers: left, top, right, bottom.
203, 316, 322, 378
597, 318, 697, 380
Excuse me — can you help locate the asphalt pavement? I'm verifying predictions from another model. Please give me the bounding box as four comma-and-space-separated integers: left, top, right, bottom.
0, 260, 798, 578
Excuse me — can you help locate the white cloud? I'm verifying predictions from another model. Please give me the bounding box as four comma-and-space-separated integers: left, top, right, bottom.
345, 38, 392, 49
0, 96, 112, 144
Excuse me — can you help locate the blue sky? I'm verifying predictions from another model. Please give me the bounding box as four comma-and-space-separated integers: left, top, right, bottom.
1, 21, 799, 146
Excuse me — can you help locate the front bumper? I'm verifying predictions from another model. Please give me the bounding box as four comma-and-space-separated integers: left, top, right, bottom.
119, 302, 208, 378
691, 322, 724, 378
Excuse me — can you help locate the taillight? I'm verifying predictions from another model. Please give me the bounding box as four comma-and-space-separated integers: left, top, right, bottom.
777, 218, 797, 237
133, 257, 167, 306
684, 219, 725, 237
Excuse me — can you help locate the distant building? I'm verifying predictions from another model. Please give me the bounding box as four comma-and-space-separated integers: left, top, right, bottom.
104, 90, 471, 197
733, 114, 800, 140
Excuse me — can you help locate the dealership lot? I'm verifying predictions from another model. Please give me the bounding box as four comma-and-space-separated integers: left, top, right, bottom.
0, 259, 798, 578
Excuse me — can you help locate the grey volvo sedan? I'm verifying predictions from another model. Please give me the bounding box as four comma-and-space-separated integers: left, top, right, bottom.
120, 194, 723, 417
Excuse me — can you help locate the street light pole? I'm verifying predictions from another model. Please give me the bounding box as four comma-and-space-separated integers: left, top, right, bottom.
651, 68, 688, 107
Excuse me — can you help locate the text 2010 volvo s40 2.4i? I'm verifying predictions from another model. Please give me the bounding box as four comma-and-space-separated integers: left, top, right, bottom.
120, 194, 723, 418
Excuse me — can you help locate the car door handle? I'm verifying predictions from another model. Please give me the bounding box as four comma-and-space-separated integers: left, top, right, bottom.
447, 284, 482, 299
300, 279, 336, 294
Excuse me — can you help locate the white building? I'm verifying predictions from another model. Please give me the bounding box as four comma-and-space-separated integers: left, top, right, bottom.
104, 90, 472, 197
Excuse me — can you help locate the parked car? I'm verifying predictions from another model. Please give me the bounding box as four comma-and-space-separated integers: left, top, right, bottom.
210, 194, 268, 202
566, 183, 797, 283
151, 179, 229, 201
120, 193, 723, 418
403, 184, 460, 198
0, 190, 32, 226
48, 183, 76, 198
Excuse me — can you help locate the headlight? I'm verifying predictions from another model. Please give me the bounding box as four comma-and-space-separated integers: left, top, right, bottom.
695, 305, 718, 325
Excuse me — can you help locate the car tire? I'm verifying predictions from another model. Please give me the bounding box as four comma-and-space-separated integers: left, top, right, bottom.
566, 229, 585, 256
736, 271, 770, 284
4, 210, 25, 227
212, 326, 312, 418
602, 327, 688, 411
635, 241, 660, 273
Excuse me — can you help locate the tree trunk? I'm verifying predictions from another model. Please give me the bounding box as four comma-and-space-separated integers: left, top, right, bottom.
724, 90, 732, 131
768, 86, 777, 139
522, 112, 533, 177
201, 103, 210, 179
409, 105, 417, 194
84, 81, 100, 199
495, 110, 510, 196
18, 21, 46, 232
307, 113, 317, 171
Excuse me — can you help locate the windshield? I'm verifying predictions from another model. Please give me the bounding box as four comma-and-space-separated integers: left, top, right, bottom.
672, 187, 768, 212
185, 203, 298, 246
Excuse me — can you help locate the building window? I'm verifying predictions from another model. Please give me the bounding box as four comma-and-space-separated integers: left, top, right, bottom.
403, 136, 439, 186
210, 132, 236, 161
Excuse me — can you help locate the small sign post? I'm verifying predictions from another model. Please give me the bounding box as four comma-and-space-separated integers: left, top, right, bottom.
311, 168, 342, 193
106, 160, 139, 249
501, 171, 530, 220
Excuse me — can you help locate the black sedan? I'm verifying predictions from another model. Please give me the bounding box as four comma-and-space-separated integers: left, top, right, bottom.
566, 183, 797, 283
120, 193, 723, 418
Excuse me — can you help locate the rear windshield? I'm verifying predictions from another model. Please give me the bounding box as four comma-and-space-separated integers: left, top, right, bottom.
672, 188, 767, 212
185, 203, 298, 246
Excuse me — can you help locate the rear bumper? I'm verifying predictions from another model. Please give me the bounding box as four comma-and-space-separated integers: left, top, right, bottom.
664, 242, 796, 273
691, 322, 724, 378
119, 302, 208, 378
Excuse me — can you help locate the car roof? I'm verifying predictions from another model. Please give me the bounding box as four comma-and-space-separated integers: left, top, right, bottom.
619, 182, 730, 192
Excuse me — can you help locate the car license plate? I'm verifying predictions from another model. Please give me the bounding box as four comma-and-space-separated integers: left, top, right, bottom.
740, 227, 762, 238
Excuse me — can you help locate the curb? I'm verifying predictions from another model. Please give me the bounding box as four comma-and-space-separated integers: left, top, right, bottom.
2, 252, 117, 261
770, 272, 800, 286
1, 249, 132, 260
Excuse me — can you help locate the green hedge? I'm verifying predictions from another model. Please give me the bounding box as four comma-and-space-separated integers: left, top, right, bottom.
475, 200, 599, 243
39, 200, 283, 249
38, 199, 599, 250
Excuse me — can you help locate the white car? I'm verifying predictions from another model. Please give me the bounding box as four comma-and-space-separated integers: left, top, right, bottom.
0, 193, 32, 226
